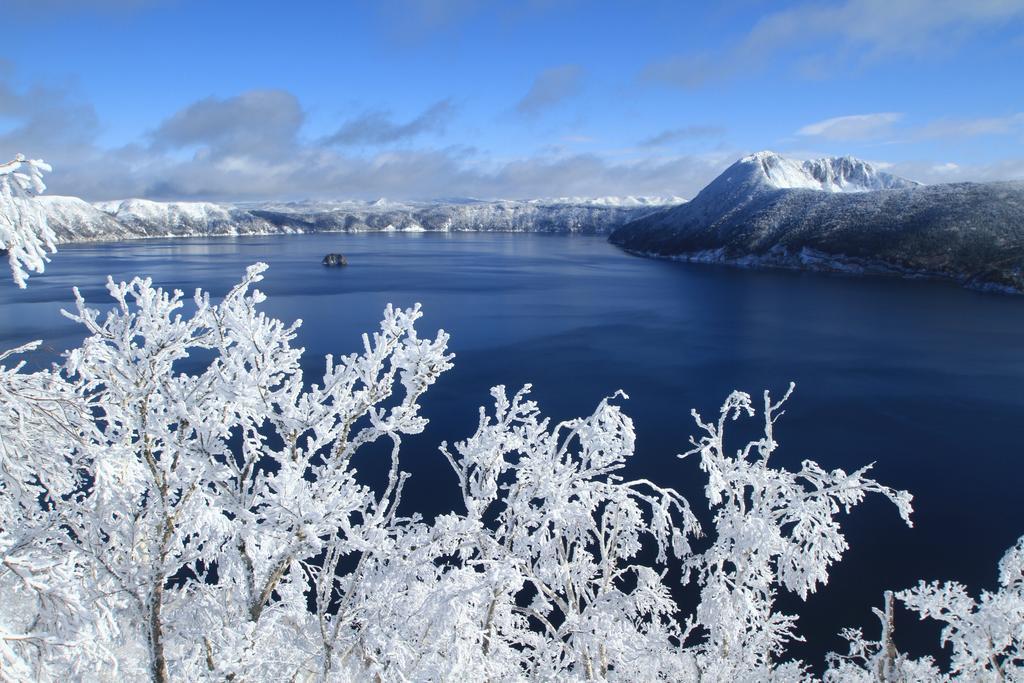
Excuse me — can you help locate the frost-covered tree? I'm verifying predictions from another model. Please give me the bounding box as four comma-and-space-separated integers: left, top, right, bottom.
3, 260, 1022, 681
0, 264, 453, 680
828, 537, 1024, 682
680, 386, 914, 680
430, 385, 699, 680
0, 341, 113, 678
0, 155, 55, 288
898, 535, 1024, 680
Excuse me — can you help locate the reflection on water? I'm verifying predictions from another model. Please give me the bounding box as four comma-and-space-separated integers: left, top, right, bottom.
2, 231, 1024, 667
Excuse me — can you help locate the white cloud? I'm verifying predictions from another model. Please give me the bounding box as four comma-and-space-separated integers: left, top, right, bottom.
515, 65, 584, 116
795, 111, 1024, 145
3, 70, 1021, 203
640, 55, 724, 90
70, 147, 728, 203
643, 0, 1024, 88
0, 74, 731, 201
746, 0, 1024, 60
888, 158, 1024, 184
797, 112, 903, 140
0, 78, 100, 159
150, 90, 303, 159
639, 125, 726, 147
325, 100, 455, 146
916, 113, 1024, 139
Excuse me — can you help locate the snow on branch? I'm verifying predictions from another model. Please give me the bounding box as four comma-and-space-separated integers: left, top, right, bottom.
0, 155, 56, 288
680, 384, 914, 679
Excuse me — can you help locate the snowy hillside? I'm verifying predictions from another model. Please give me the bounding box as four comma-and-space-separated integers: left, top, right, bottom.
36, 196, 140, 242
35, 195, 683, 244
610, 151, 1024, 292
94, 198, 279, 237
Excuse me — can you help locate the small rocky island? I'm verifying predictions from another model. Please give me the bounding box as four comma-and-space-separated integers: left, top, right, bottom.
322, 253, 347, 267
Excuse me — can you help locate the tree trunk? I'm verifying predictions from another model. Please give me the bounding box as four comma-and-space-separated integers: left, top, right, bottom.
875, 590, 897, 683
149, 577, 169, 683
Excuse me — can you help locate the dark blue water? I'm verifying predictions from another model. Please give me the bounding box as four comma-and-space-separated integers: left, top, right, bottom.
3, 232, 1023, 667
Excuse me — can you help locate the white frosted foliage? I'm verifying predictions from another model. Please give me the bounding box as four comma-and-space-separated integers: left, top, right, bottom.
0, 264, 1020, 681
0, 155, 56, 288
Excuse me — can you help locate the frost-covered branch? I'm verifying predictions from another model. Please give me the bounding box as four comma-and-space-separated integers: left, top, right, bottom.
0, 155, 56, 288
681, 384, 914, 680
825, 535, 1024, 682
434, 385, 700, 679
894, 535, 1024, 680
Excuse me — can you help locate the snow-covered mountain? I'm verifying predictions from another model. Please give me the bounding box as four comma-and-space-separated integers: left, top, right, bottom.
36, 195, 683, 244
610, 151, 1024, 292
737, 151, 918, 193
662, 151, 919, 222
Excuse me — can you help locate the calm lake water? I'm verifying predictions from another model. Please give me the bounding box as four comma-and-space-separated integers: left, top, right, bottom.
3, 231, 1023, 666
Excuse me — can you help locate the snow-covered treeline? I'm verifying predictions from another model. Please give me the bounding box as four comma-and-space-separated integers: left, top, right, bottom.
2, 159, 1022, 681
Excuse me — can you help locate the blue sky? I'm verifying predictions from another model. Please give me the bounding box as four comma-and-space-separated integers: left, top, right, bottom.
2, 0, 1023, 200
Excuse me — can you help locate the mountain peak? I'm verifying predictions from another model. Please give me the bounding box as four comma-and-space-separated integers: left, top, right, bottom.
734, 151, 918, 193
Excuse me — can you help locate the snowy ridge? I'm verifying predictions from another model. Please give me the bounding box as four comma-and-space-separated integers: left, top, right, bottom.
33, 195, 683, 244
96, 198, 234, 223
246, 195, 686, 213
35, 196, 138, 242
529, 195, 688, 207
739, 151, 918, 193
93, 198, 277, 237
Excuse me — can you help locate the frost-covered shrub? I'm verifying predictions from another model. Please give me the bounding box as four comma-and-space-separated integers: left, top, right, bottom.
681, 386, 913, 681
1, 265, 454, 680
898, 536, 1024, 679
0, 263, 926, 681
828, 539, 1024, 682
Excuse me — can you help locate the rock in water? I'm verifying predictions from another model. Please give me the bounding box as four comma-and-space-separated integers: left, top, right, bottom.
322, 253, 348, 267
